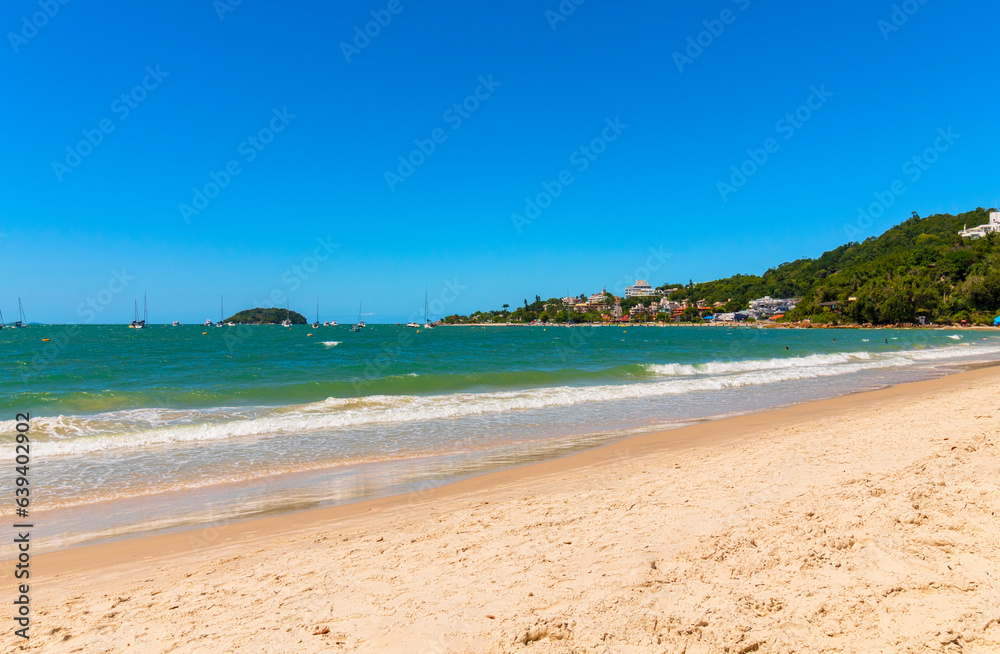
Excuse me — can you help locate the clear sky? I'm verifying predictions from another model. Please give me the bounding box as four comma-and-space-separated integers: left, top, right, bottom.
3, 0, 999, 324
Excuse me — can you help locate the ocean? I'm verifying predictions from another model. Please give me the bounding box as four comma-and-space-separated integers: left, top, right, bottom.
3, 323, 999, 555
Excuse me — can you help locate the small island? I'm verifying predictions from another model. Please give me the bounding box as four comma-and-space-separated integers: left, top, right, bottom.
224, 308, 308, 324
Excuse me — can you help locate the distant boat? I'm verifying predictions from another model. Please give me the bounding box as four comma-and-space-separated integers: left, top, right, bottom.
350, 299, 363, 332
172, 321, 180, 326
0, 307, 4, 330
281, 302, 292, 328
423, 288, 434, 329
11, 298, 27, 328
406, 321, 420, 328
130, 293, 148, 329
203, 319, 212, 327
312, 298, 320, 329
216, 295, 225, 327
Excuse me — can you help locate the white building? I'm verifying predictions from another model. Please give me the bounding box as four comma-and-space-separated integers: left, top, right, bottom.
624, 279, 658, 298
959, 212, 1000, 239
587, 289, 610, 306
748, 296, 799, 317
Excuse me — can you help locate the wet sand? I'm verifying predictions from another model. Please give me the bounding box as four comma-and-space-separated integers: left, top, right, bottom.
6, 366, 1000, 653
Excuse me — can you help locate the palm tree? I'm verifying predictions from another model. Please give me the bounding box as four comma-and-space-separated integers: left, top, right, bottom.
502, 303, 510, 313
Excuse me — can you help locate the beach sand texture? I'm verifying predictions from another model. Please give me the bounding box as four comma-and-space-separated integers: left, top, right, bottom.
8, 367, 1000, 653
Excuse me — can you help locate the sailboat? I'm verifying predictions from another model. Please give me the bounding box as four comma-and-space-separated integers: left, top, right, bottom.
281, 302, 292, 327
216, 295, 224, 327
0, 308, 4, 330
350, 299, 363, 332
312, 298, 320, 329
423, 288, 434, 329
11, 298, 27, 328
129, 293, 148, 328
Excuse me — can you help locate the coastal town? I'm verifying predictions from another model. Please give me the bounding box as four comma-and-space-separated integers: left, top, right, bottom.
448, 211, 1000, 327
445, 280, 800, 325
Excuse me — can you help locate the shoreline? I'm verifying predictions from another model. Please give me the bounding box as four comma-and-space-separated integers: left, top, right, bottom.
8, 363, 1000, 651
14, 363, 999, 576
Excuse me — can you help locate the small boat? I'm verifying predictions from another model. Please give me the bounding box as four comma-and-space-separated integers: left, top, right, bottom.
227, 322, 235, 327
281, 303, 292, 328
423, 288, 434, 329
11, 298, 27, 328
216, 295, 224, 327
406, 322, 420, 328
351, 299, 363, 331
203, 319, 212, 327
129, 293, 148, 329
172, 321, 180, 326
0, 308, 4, 330
312, 298, 320, 329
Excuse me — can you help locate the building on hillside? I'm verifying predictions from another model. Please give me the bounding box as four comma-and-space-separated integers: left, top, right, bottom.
959, 212, 1000, 239
748, 296, 799, 318
624, 279, 658, 298
586, 289, 611, 308
629, 303, 652, 319
659, 297, 682, 313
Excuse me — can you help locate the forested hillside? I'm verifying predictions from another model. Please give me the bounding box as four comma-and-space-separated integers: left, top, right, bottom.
664, 208, 1000, 324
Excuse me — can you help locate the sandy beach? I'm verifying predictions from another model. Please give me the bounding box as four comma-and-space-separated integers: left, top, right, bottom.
7, 366, 1000, 653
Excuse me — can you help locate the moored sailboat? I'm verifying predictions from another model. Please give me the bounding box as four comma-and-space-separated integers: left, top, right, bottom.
130, 293, 148, 329
423, 288, 434, 329
350, 299, 363, 332
11, 298, 27, 328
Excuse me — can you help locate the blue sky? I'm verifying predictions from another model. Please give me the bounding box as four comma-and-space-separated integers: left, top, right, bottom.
2, 0, 999, 323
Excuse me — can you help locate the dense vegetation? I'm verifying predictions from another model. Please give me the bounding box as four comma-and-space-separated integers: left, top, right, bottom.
225, 308, 308, 324
450, 208, 1000, 325
675, 208, 1000, 325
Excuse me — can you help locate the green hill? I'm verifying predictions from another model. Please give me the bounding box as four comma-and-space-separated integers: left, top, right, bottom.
664, 207, 1000, 325
224, 308, 308, 324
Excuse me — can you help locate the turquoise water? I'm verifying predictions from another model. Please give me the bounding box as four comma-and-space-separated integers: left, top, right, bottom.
2, 324, 999, 553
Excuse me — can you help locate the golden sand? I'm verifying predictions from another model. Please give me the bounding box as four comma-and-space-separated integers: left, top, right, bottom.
7, 367, 1000, 653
